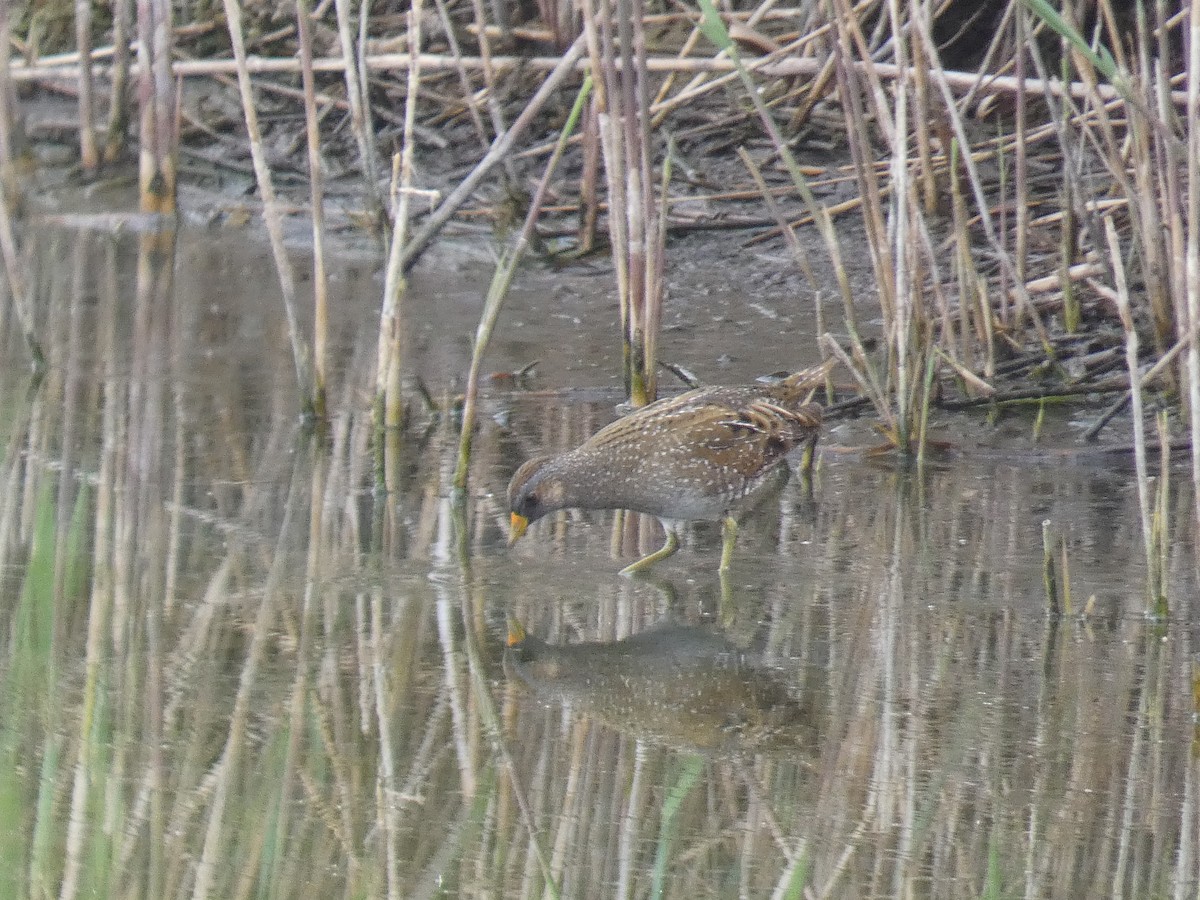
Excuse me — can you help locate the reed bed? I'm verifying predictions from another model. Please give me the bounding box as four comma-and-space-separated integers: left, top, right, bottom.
0, 227, 1197, 898
5, 7, 1200, 881
7, 3, 1199, 435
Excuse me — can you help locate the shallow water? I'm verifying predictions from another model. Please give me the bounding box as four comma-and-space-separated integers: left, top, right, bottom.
1, 223, 1198, 898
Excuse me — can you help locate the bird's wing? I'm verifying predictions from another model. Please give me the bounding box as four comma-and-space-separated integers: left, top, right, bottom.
582, 389, 821, 478
697, 396, 823, 476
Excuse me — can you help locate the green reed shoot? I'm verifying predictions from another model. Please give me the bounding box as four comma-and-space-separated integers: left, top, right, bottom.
1042, 519, 1058, 617
1018, 0, 1122, 87
649, 755, 705, 899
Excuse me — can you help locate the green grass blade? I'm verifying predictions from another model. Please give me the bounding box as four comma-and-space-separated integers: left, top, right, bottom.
1018, 0, 1118, 83
649, 755, 704, 899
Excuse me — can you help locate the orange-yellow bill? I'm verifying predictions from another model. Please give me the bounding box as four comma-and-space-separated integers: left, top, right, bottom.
508, 512, 529, 546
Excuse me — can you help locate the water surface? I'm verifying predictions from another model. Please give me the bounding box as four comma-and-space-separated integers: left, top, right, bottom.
1, 224, 1198, 899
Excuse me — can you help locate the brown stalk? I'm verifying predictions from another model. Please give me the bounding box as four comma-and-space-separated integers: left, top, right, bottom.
828, 5, 895, 324
220, 0, 313, 409
398, 35, 586, 272
583, 0, 629, 351
1106, 216, 1161, 610
468, 0, 518, 184
375, 0, 424, 438
136, 0, 177, 216
0, 191, 43, 369
332, 0, 384, 223
1176, 0, 1195, 535
297, 0, 329, 422
432, 0, 491, 153
1187, 0, 1200, 531
452, 74, 594, 493
829, 0, 895, 145
577, 94, 600, 251
103, 0, 132, 163
1155, 54, 1186, 362
1013, 5, 1029, 290
615, 0, 664, 406
1117, 8, 1174, 356
74, 0, 98, 172
16, 51, 1187, 107
884, 0, 916, 449
912, 10, 1050, 350
0, 0, 16, 203
909, 18, 937, 215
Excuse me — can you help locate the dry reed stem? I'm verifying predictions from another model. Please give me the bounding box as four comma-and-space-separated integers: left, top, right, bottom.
578, 94, 600, 250
452, 75, 591, 494
332, 0, 384, 221
135, 0, 176, 215
1125, 10, 1173, 351
0, 205, 40, 359
297, 0, 329, 421
102, 0, 131, 163
0, 0, 15, 199
467, 0, 518, 184
885, 0, 914, 449
220, 0, 313, 407
1105, 217, 1160, 609
73, 0, 97, 172
14, 51, 1184, 106
192, 467, 300, 899
271, 451, 326, 891
582, 0, 628, 339
912, 11, 1049, 348
1012, 5, 1029, 285
398, 34, 586, 272
603, 0, 664, 405
433, 0, 491, 152
1187, 0, 1200, 532
375, 0, 423, 434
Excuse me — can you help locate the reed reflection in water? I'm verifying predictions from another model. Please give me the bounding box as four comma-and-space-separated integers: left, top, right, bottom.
0, 226, 1197, 898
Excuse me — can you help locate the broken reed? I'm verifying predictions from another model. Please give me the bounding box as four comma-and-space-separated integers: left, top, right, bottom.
375, 0, 425, 446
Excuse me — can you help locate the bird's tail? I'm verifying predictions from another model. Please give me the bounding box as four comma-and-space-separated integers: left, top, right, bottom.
781, 357, 838, 399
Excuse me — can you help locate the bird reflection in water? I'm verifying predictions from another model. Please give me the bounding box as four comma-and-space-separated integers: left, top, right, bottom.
503, 618, 817, 754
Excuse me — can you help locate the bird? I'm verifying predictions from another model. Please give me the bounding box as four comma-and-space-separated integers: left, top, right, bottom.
507, 360, 833, 575
502, 617, 815, 752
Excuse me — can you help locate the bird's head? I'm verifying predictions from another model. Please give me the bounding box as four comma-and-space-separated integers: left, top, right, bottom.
506, 455, 564, 545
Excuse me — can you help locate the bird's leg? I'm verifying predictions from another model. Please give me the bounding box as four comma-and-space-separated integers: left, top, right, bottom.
620, 527, 680, 576
718, 516, 738, 573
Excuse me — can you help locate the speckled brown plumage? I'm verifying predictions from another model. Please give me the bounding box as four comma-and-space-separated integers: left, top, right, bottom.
507, 360, 833, 574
